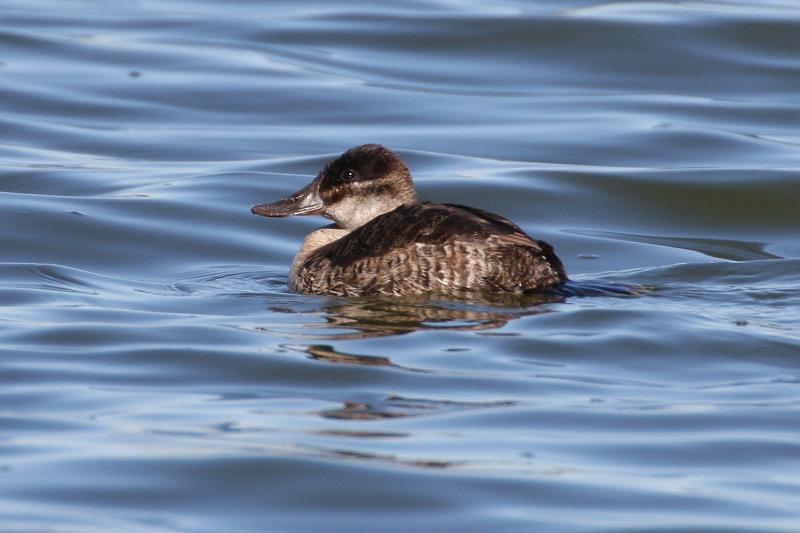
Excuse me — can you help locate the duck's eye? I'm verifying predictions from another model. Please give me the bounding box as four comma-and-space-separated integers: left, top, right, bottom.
341, 169, 358, 181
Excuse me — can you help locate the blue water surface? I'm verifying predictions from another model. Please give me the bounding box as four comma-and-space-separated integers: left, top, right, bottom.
1, 1, 799, 531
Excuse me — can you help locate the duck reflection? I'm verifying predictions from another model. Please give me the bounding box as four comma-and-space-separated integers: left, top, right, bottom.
305, 344, 392, 367
260, 280, 646, 340
311, 446, 459, 470
319, 399, 408, 421
265, 292, 562, 340
279, 343, 419, 373
315, 393, 516, 422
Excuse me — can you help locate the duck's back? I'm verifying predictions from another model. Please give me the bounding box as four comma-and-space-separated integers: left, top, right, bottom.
292, 202, 566, 296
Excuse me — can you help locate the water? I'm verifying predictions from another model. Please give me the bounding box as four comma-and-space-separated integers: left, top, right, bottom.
2, 1, 799, 531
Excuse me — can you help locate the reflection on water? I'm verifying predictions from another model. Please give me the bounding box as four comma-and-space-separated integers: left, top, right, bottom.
310, 446, 460, 470
317, 393, 516, 422
256, 296, 553, 339
303, 344, 394, 366
259, 285, 646, 340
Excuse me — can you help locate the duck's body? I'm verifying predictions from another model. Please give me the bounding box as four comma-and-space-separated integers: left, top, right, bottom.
290, 202, 564, 296
252, 145, 566, 297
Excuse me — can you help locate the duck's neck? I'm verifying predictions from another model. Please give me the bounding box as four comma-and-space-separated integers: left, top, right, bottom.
290, 225, 351, 279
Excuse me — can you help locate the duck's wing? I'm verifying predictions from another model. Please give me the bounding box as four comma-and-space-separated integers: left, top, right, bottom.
314, 202, 549, 265
441, 203, 566, 281
439, 203, 542, 248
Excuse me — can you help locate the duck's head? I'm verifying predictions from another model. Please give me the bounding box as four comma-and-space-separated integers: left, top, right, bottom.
251, 144, 417, 230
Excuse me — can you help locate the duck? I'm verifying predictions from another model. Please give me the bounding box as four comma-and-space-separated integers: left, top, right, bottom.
251, 144, 567, 297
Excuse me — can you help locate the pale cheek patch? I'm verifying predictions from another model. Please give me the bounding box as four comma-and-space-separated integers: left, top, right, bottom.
322, 175, 415, 230
330, 196, 388, 229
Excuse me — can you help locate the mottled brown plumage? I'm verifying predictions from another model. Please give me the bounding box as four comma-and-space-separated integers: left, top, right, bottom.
251, 144, 567, 297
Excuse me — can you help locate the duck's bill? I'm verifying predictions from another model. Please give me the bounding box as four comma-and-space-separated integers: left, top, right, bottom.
251, 180, 324, 217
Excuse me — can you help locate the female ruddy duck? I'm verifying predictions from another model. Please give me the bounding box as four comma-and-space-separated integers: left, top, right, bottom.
251, 144, 567, 297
